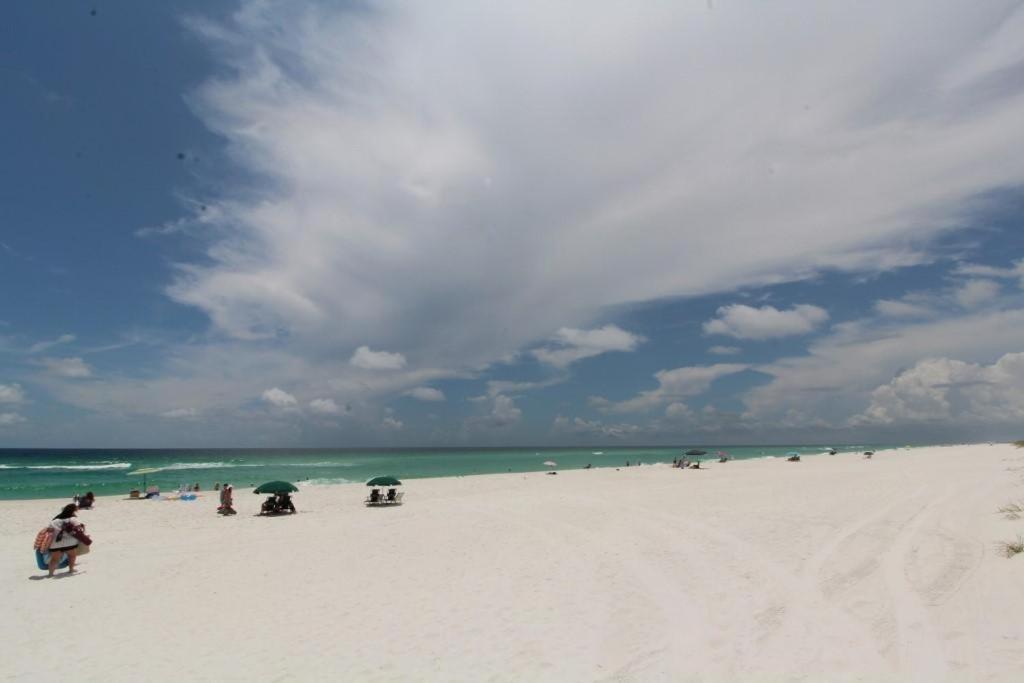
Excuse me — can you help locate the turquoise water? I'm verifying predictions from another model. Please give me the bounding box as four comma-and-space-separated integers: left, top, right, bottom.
0, 444, 899, 500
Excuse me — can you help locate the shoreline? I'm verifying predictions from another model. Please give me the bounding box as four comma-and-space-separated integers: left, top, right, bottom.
0, 442, 937, 503
5, 443, 1024, 680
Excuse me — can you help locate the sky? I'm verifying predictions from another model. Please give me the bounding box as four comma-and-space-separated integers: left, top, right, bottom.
2, 0, 1024, 448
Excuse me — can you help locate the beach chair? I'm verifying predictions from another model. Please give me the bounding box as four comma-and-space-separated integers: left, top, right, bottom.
394, 492, 404, 505
366, 489, 382, 505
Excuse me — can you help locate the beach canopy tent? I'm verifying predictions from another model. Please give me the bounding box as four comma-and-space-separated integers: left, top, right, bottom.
366, 476, 402, 487
684, 449, 707, 456
253, 481, 298, 494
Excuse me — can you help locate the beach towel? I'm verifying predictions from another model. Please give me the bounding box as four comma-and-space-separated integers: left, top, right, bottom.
33, 527, 55, 552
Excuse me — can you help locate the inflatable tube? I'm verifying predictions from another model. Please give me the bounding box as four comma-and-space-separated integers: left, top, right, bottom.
35, 549, 70, 571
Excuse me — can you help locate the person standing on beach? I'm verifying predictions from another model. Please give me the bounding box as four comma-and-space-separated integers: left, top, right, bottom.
218, 484, 236, 515
47, 504, 83, 577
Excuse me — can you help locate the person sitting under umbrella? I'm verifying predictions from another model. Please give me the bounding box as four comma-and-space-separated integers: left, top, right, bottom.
261, 495, 278, 515
276, 492, 296, 513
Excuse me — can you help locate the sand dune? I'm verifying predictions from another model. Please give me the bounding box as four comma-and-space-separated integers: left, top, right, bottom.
4, 444, 1024, 680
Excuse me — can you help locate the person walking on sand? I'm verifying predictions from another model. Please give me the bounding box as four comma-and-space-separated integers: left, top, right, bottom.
47, 504, 84, 577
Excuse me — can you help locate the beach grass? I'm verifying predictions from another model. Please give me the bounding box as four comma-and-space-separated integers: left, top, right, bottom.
1014, 440, 1024, 448
998, 502, 1023, 520
997, 535, 1024, 558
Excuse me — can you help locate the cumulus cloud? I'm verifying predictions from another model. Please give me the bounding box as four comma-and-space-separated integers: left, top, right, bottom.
531, 325, 643, 368
708, 346, 741, 356
0, 383, 26, 404
350, 346, 407, 371
261, 387, 298, 409
552, 415, 642, 439
466, 394, 522, 430
855, 352, 1024, 425
742, 307, 1024, 429
382, 416, 404, 430
591, 363, 747, 414
664, 402, 692, 419
165, 0, 1024, 399
404, 387, 445, 402
29, 334, 75, 354
953, 279, 1000, 308
704, 304, 829, 340
0, 412, 27, 426
308, 397, 343, 415
38, 357, 92, 378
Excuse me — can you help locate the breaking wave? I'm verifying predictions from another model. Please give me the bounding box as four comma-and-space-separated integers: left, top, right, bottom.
0, 462, 133, 471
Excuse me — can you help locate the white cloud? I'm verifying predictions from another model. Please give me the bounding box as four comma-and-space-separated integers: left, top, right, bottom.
708, 346, 741, 356
664, 402, 692, 419
466, 394, 522, 430
404, 387, 445, 402
166, 1, 1024, 396
552, 415, 641, 439
953, 259, 1024, 284
591, 363, 747, 414
308, 397, 343, 415
261, 387, 298, 409
29, 334, 75, 354
382, 416, 404, 430
0, 383, 25, 404
531, 325, 643, 368
874, 299, 935, 318
855, 352, 1024, 425
350, 346, 407, 371
953, 279, 1000, 308
0, 412, 27, 426
39, 357, 92, 378
161, 407, 198, 419
704, 304, 829, 340
742, 307, 1024, 429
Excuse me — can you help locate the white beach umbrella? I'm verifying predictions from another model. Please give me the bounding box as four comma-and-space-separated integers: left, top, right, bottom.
543, 460, 557, 468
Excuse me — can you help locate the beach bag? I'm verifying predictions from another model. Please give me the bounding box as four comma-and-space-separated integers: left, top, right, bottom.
71, 524, 92, 546
76, 542, 91, 556
33, 527, 55, 552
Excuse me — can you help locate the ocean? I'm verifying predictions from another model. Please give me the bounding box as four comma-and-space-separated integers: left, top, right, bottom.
0, 444, 898, 500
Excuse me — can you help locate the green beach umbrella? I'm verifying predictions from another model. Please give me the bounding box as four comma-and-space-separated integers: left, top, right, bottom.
253, 480, 299, 494
366, 476, 402, 487
128, 467, 161, 488
684, 449, 707, 456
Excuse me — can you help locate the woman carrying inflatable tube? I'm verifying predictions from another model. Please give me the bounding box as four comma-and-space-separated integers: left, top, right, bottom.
41, 503, 91, 577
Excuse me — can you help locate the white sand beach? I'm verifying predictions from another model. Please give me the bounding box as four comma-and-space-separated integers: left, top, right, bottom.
4, 443, 1024, 681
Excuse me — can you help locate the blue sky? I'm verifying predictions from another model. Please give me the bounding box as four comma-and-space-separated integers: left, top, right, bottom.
3, 1, 1024, 448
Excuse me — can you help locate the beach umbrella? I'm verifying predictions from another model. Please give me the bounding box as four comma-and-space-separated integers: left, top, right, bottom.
543, 460, 558, 468
785, 451, 800, 456
253, 480, 298, 494
684, 449, 707, 456
366, 476, 402, 487
128, 467, 161, 488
